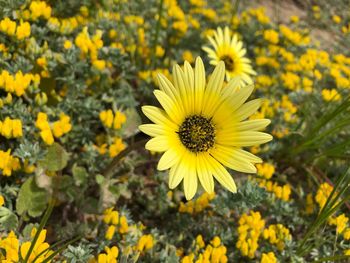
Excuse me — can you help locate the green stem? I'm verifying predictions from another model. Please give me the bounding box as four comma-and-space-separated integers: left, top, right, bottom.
151, 0, 164, 69
23, 200, 55, 263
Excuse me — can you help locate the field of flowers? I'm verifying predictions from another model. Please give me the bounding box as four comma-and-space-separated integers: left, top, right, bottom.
0, 0, 350, 262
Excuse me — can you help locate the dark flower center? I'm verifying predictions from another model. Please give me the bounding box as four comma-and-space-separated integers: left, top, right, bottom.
221, 55, 235, 71
178, 115, 215, 153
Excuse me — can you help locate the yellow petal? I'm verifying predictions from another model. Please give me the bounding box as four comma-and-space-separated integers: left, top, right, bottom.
154, 90, 183, 124
183, 154, 198, 200
145, 136, 169, 152
194, 57, 206, 114
139, 124, 164, 137
142, 106, 177, 130
211, 145, 257, 173
234, 99, 263, 121
157, 148, 182, 171
217, 131, 273, 147
169, 159, 184, 189
206, 155, 237, 193
197, 153, 214, 193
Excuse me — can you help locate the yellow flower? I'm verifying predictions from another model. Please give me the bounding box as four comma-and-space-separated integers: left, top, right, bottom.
0, 231, 19, 262
332, 15, 341, 24
105, 225, 116, 240
263, 29, 279, 44
64, 40, 73, 49
93, 60, 106, 71
155, 45, 165, 57
0, 194, 4, 206
100, 110, 114, 128
29, 1, 52, 20
119, 215, 129, 234
263, 224, 292, 251
290, 15, 299, 23
37, 57, 47, 68
182, 50, 194, 63
237, 211, 265, 258
0, 117, 23, 138
322, 89, 341, 101
315, 182, 333, 209
16, 20, 31, 40
20, 228, 53, 262
139, 57, 272, 200
113, 111, 126, 129
52, 113, 72, 138
261, 252, 277, 263
97, 246, 119, 263
109, 137, 126, 158
136, 234, 154, 252
256, 163, 275, 179
0, 149, 21, 176
203, 27, 256, 86
329, 214, 349, 234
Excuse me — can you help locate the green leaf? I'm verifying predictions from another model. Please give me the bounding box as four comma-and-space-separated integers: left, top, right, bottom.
40, 143, 69, 172
16, 177, 48, 217
72, 165, 88, 186
95, 174, 105, 185
0, 207, 18, 230
122, 108, 141, 137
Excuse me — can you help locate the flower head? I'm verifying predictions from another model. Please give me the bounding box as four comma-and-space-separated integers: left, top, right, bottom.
203, 27, 256, 86
139, 57, 272, 200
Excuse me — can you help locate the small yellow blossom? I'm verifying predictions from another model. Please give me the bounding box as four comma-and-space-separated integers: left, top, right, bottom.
261, 252, 277, 263
322, 89, 341, 101
0, 195, 4, 206
136, 234, 154, 252
256, 163, 275, 179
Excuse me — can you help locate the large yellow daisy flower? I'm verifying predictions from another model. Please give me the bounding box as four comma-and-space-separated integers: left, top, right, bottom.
139, 57, 272, 200
203, 27, 256, 86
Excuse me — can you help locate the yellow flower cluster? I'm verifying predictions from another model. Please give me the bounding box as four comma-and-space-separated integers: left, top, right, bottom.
0, 117, 22, 138
0, 70, 40, 97
75, 27, 105, 68
164, 0, 188, 34
236, 211, 265, 258
103, 207, 129, 240
258, 179, 292, 202
181, 235, 228, 263
136, 234, 154, 252
35, 112, 72, 145
27, 1, 52, 20
328, 214, 349, 234
89, 246, 119, 263
263, 29, 279, 45
321, 89, 341, 102
0, 228, 53, 262
245, 7, 270, 24
263, 224, 292, 251
315, 182, 333, 209
99, 110, 127, 129
52, 113, 72, 138
256, 163, 275, 180
0, 18, 31, 39
279, 25, 310, 46
108, 138, 126, 158
260, 252, 277, 263
179, 192, 215, 214
255, 75, 275, 89
0, 149, 20, 176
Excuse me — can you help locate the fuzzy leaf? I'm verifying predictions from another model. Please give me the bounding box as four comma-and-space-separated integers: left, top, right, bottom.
40, 143, 69, 172
16, 177, 48, 217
